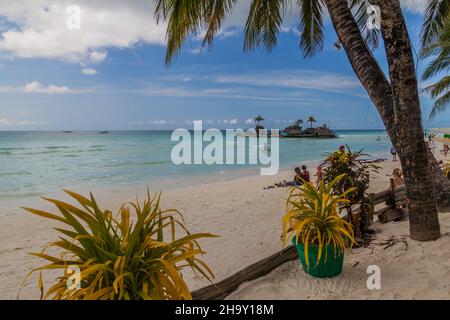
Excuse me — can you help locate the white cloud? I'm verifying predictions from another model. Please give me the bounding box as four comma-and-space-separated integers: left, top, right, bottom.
24, 81, 69, 94
0, 0, 167, 63
229, 118, 238, 125
0, 117, 46, 126
215, 70, 361, 94
401, 0, 427, 13
89, 51, 107, 63
81, 68, 98, 75
245, 118, 253, 124
189, 47, 202, 55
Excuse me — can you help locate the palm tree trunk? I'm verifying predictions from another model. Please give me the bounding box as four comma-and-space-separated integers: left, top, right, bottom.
374, 0, 440, 241
323, 0, 441, 240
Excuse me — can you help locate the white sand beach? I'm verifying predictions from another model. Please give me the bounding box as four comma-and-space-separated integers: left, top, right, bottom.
0, 150, 448, 300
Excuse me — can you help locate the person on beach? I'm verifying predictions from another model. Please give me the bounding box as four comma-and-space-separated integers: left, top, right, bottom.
284, 167, 302, 187
392, 168, 405, 188
300, 165, 310, 182
294, 167, 303, 186
390, 146, 397, 161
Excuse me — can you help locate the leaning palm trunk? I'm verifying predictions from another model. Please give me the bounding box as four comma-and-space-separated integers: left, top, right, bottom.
324, 0, 440, 240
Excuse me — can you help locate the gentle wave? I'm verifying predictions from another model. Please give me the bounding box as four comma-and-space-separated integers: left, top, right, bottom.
0, 171, 32, 177
45, 146, 72, 149
99, 160, 172, 168
0, 146, 107, 156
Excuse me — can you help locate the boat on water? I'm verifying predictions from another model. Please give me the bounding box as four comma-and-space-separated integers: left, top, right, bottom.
98, 131, 110, 134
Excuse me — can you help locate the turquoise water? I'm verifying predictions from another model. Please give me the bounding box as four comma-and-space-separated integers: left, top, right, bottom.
0, 130, 391, 198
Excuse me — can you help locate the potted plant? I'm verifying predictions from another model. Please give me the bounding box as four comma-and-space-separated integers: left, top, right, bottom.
282, 175, 355, 278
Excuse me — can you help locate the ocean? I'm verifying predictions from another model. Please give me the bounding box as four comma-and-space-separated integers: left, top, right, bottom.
0, 130, 391, 200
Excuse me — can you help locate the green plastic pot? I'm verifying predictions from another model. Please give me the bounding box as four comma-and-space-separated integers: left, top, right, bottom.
292, 237, 344, 278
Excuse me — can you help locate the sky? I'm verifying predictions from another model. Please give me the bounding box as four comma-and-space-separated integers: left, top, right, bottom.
0, 0, 448, 131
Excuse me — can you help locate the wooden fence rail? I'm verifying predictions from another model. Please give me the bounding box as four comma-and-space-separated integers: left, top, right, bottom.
192, 181, 407, 300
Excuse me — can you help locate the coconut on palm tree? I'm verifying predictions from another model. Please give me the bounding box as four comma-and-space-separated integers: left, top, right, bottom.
154, 0, 446, 240
421, 19, 450, 119
307, 116, 317, 129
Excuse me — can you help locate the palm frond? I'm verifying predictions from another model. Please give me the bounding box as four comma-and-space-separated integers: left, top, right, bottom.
423, 75, 450, 97
348, 0, 380, 49
297, 0, 325, 57
202, 0, 238, 48
430, 90, 450, 119
421, 0, 450, 48
244, 0, 288, 52
155, 0, 207, 65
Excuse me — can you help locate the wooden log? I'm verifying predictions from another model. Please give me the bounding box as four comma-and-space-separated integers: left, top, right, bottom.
192, 246, 298, 300
378, 207, 408, 224
372, 189, 407, 206
372, 189, 391, 204
372, 186, 406, 205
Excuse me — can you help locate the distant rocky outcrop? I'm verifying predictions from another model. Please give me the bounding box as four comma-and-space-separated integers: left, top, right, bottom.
282, 125, 337, 138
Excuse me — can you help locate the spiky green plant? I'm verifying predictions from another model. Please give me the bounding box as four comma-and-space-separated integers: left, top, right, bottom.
21, 190, 217, 300
282, 175, 356, 268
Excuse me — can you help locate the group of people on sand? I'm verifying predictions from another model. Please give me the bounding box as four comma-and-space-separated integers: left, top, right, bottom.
291, 165, 310, 186
266, 165, 311, 189
265, 145, 345, 189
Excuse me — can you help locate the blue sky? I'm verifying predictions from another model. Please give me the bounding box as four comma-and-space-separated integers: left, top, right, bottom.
0, 0, 448, 131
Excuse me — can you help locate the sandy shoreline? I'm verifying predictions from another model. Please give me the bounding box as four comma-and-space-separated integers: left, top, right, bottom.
0, 150, 448, 300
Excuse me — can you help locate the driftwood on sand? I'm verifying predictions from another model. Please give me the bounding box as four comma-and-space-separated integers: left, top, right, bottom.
192, 246, 297, 300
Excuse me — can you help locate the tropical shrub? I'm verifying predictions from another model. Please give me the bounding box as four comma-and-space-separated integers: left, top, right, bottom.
322, 146, 379, 208
282, 175, 356, 268
21, 190, 216, 300
321, 146, 379, 239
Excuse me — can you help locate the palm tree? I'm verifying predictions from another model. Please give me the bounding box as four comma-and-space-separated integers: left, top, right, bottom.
154, 0, 444, 240
421, 20, 450, 119
307, 116, 317, 129
254, 114, 264, 126
294, 119, 302, 129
